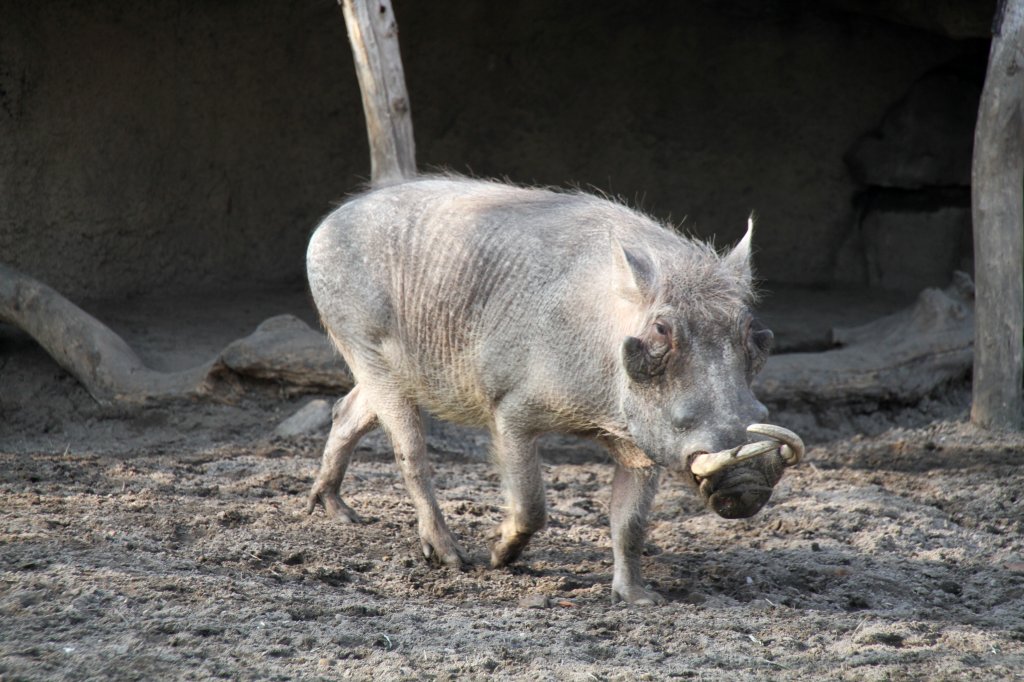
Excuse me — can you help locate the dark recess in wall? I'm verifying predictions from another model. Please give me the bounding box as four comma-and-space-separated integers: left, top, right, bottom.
0, 0, 989, 300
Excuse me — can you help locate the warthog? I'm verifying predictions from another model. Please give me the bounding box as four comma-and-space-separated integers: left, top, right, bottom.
306, 176, 801, 604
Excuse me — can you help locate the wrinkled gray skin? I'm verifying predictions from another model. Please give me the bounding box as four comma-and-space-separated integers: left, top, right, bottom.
306, 177, 784, 605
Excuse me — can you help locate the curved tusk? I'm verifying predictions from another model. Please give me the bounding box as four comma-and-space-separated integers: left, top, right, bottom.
746, 423, 804, 467
688, 423, 805, 478
689, 440, 777, 478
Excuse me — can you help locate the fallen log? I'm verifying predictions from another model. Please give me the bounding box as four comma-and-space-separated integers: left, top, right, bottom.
755, 273, 974, 405
0, 264, 351, 405
0, 263, 221, 404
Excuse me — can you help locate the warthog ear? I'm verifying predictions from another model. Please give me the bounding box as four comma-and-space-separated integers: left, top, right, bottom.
752, 326, 774, 354
749, 321, 774, 374
723, 215, 755, 289
612, 240, 658, 304
622, 320, 672, 383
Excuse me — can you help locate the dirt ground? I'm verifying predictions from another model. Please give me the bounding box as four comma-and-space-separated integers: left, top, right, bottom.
2, 289, 1023, 681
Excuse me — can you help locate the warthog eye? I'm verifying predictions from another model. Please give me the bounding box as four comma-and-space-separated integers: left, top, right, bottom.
646, 319, 673, 356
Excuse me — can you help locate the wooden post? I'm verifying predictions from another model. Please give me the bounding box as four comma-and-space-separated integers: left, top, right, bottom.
971, 0, 1024, 430
339, 0, 416, 183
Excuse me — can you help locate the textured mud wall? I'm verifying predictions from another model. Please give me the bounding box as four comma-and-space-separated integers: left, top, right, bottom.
0, 1, 366, 299
0, 0, 977, 299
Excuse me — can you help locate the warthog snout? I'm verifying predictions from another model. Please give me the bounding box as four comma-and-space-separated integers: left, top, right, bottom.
709, 484, 774, 519
689, 424, 804, 519
694, 459, 778, 519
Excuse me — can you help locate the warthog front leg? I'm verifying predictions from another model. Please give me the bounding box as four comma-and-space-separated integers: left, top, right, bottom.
607, 456, 664, 605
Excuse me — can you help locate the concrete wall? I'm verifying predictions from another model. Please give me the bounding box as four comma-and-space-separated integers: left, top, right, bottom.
0, 0, 978, 299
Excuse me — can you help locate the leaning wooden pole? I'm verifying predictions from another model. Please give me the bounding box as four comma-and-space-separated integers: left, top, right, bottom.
971, 0, 1024, 430
339, 0, 416, 183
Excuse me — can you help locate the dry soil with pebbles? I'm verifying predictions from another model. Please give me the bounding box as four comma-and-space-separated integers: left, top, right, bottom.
2, 345, 1024, 679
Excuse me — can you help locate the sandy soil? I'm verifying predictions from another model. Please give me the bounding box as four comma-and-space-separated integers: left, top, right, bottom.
2, 294, 1024, 680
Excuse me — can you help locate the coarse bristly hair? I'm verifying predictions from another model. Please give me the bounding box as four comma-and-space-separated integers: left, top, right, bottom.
567, 183, 758, 323
341, 172, 759, 321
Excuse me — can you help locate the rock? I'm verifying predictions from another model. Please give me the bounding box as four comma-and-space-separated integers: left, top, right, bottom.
518, 593, 551, 609
220, 315, 353, 389
859, 190, 972, 295
846, 69, 981, 189
275, 399, 333, 437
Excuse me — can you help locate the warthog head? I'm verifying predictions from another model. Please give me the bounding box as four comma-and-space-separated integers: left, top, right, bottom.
616, 220, 802, 519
